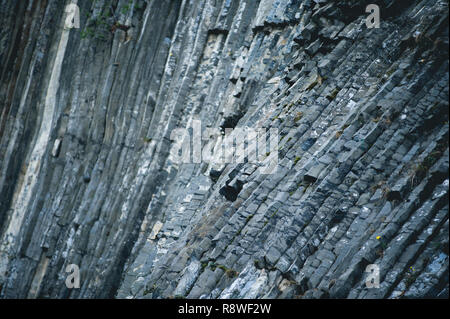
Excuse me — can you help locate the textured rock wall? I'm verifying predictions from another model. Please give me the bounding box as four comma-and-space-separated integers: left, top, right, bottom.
0, 0, 448, 298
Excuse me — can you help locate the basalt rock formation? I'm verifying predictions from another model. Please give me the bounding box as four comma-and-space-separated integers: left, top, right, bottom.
0, 0, 448, 299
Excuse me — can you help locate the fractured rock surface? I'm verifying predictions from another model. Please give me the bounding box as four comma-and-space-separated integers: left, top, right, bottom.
0, 0, 448, 298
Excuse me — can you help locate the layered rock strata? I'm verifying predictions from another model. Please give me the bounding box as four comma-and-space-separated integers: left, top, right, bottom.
0, 0, 448, 298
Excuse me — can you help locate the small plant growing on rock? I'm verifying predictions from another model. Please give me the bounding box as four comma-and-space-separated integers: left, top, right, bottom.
294, 112, 303, 122
210, 263, 239, 278
225, 269, 239, 278
80, 26, 95, 39
371, 180, 386, 192
121, 0, 133, 15
381, 185, 391, 198
80, 1, 137, 40
143, 283, 157, 296
372, 116, 381, 123
408, 139, 446, 186
404, 266, 419, 288
376, 235, 388, 251
326, 88, 340, 101
270, 209, 279, 218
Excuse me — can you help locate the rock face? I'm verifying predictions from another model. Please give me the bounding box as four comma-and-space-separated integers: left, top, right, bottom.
0, 0, 448, 299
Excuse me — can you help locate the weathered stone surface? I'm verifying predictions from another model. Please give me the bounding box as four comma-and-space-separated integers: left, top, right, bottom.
0, 0, 448, 299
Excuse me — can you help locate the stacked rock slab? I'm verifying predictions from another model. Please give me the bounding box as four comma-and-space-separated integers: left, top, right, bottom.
0, 0, 448, 298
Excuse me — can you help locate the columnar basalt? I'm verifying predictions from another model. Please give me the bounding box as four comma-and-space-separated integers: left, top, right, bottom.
0, 0, 448, 299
